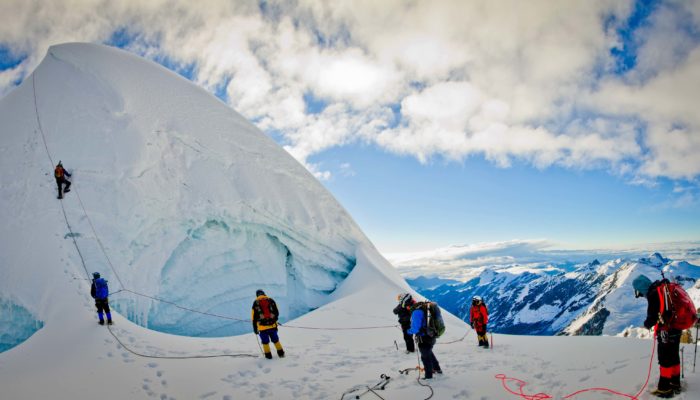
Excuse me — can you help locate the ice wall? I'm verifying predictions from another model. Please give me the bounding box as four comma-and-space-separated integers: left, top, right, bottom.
0, 298, 44, 353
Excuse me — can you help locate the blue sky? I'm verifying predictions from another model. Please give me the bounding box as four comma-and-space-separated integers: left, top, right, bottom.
1, 0, 699, 252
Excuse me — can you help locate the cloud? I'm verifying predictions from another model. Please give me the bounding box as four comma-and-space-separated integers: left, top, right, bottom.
1, 0, 699, 183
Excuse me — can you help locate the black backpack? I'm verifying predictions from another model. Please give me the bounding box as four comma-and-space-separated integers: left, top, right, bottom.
418, 302, 445, 338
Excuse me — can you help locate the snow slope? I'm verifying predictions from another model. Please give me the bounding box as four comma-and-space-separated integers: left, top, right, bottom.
0, 43, 698, 399
0, 42, 407, 339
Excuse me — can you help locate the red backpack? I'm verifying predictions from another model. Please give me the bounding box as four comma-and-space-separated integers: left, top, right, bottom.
255, 297, 277, 326
658, 282, 698, 330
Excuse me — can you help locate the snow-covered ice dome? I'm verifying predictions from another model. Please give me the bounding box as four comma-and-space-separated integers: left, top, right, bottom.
0, 42, 409, 340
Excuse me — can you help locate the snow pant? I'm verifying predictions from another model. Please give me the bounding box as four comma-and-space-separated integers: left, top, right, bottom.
474, 321, 488, 347
401, 324, 415, 352
55, 177, 71, 198
417, 335, 441, 379
95, 298, 112, 323
259, 328, 284, 359
657, 329, 681, 391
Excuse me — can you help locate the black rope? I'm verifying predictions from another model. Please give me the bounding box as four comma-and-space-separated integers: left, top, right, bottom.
32, 73, 91, 281
106, 324, 258, 359
73, 188, 125, 289
115, 289, 251, 323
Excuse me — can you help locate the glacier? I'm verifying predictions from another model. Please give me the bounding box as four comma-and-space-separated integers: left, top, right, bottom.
0, 42, 402, 338
0, 298, 43, 353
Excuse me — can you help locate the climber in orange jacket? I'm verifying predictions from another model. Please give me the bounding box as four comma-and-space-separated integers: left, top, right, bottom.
470, 296, 489, 348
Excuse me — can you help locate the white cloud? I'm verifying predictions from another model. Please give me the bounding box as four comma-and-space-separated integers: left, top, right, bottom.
0, 0, 699, 184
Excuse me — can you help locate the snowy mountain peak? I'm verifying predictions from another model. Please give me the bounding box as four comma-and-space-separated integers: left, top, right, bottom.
639, 252, 669, 267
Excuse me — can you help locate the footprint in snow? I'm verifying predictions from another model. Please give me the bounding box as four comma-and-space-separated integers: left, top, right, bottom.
579, 375, 591, 382
157, 370, 164, 377
147, 362, 158, 368
199, 391, 216, 399
161, 380, 167, 387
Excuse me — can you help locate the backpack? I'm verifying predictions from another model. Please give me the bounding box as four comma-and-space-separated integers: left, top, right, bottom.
423, 302, 446, 338
658, 282, 698, 330
94, 278, 109, 300
55, 166, 64, 178
254, 297, 277, 326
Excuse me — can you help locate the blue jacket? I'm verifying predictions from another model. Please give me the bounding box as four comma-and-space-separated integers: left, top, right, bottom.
91, 278, 109, 300
407, 308, 426, 336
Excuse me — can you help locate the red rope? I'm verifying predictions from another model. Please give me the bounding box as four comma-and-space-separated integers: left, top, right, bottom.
496, 327, 657, 400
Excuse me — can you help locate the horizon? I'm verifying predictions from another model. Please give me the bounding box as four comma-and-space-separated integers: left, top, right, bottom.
1, 0, 699, 253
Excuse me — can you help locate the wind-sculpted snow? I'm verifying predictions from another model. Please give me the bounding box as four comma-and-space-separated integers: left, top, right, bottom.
0, 43, 406, 339
0, 298, 44, 353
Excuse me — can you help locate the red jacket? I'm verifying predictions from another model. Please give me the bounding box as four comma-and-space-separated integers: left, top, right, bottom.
470, 304, 488, 325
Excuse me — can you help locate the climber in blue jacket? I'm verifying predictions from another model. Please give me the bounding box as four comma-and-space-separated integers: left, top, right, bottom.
90, 272, 112, 325
407, 302, 442, 379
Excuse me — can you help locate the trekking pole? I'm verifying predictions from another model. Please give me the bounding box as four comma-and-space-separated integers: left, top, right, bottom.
694, 322, 699, 373
681, 347, 685, 379
253, 332, 264, 356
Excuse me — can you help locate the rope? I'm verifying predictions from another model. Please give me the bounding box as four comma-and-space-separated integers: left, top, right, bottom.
115, 289, 251, 323
32, 73, 91, 281
436, 331, 469, 345
73, 188, 125, 289
340, 375, 390, 400
495, 327, 657, 400
399, 361, 434, 400
106, 324, 258, 360
280, 322, 400, 331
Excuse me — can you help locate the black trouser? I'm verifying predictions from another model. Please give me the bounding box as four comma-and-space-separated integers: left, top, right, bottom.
95, 298, 111, 321
417, 336, 441, 379
657, 329, 681, 390
56, 177, 71, 198
401, 325, 415, 352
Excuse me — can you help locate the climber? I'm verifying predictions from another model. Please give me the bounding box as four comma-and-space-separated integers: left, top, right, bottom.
633, 274, 681, 397
252, 289, 285, 359
394, 293, 416, 353
470, 296, 489, 348
408, 300, 443, 379
54, 161, 71, 199
91, 272, 112, 325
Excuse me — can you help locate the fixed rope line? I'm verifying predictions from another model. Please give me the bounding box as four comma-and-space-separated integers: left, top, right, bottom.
115, 289, 251, 323
32, 73, 91, 281
31, 74, 55, 167
72, 187, 125, 289
106, 324, 258, 360
436, 331, 469, 345
279, 322, 400, 330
